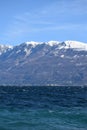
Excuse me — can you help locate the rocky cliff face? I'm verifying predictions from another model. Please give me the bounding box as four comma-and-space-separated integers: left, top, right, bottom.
0, 41, 87, 86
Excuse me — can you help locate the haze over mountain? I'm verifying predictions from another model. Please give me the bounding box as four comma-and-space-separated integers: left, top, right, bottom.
0, 40, 87, 86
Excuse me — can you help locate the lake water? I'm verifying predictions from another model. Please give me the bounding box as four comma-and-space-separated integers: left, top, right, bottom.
0, 86, 87, 130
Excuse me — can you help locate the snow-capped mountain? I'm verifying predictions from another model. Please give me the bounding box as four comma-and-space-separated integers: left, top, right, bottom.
0, 40, 87, 86
0, 44, 13, 55
64, 41, 87, 50
22, 40, 87, 52
23, 40, 87, 50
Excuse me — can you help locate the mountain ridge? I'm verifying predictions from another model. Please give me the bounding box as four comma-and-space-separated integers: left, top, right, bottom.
0, 40, 87, 53
0, 40, 87, 86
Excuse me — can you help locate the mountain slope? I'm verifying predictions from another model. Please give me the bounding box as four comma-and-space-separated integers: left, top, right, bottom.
0, 41, 87, 86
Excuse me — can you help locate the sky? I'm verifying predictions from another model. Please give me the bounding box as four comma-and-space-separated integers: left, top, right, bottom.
0, 0, 87, 45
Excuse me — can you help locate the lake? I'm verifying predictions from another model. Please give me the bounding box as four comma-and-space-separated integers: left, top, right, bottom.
0, 86, 87, 130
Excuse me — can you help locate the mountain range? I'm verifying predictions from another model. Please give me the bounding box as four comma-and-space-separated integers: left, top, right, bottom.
0, 40, 87, 86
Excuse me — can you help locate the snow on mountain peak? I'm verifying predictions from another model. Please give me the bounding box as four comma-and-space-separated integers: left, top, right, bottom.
65, 41, 87, 50
24, 40, 87, 50
0, 44, 13, 48
25, 41, 42, 47
25, 41, 61, 47
1, 40, 87, 57
47, 41, 60, 46
0, 44, 13, 55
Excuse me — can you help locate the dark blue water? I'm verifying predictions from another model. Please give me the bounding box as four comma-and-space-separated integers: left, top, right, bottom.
0, 86, 87, 130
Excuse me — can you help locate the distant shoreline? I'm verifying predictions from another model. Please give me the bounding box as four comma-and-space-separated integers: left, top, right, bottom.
0, 85, 87, 87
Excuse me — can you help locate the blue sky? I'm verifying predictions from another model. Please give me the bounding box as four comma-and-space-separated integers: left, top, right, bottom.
0, 0, 87, 45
